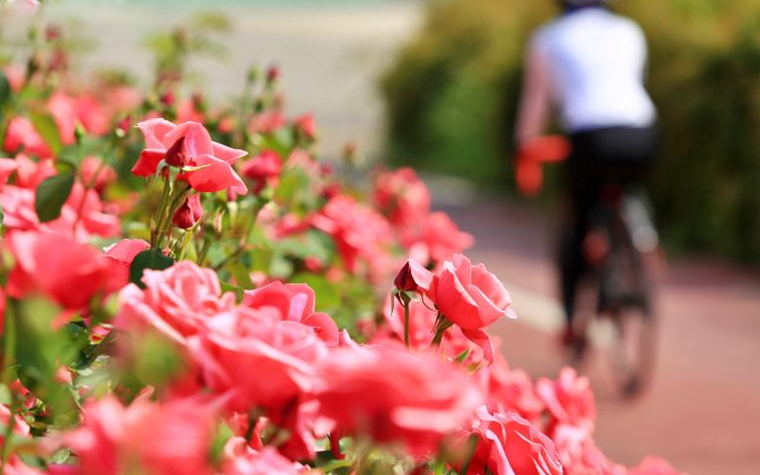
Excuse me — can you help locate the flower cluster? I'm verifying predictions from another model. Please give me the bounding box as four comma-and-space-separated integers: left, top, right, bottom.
0, 11, 686, 475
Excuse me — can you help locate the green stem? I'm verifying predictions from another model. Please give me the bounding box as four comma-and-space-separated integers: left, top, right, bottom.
459, 435, 479, 475
431, 314, 453, 347
403, 298, 411, 348
211, 200, 264, 271
150, 172, 172, 248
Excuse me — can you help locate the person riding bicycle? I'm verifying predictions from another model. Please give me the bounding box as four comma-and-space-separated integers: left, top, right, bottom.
514, 0, 658, 345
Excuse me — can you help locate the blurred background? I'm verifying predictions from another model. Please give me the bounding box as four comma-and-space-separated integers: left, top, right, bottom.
4, 0, 759, 474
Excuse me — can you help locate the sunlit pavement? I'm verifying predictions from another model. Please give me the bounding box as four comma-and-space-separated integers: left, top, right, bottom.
440, 198, 760, 475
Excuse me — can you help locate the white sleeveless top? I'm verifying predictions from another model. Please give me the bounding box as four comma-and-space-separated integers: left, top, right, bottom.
530, 8, 657, 132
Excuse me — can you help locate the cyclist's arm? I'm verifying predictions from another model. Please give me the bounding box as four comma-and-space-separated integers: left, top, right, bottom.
515, 39, 552, 148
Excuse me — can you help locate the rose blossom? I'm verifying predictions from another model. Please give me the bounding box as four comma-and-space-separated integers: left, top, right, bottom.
373, 167, 431, 228
188, 306, 328, 416
462, 406, 563, 475
103, 239, 150, 268
240, 150, 282, 195
2, 118, 52, 158
115, 261, 236, 344
222, 439, 312, 475
629, 457, 687, 475
426, 254, 516, 364
132, 119, 247, 195
311, 194, 395, 282
5, 231, 126, 309
536, 368, 596, 436
242, 281, 339, 345
432, 254, 516, 329
477, 354, 545, 423
315, 344, 483, 457
64, 396, 216, 475
406, 212, 474, 266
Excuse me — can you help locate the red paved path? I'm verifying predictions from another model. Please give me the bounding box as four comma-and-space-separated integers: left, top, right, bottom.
444, 200, 760, 475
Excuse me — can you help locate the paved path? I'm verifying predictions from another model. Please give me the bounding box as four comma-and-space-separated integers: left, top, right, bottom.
441, 198, 760, 475
38, 1, 423, 159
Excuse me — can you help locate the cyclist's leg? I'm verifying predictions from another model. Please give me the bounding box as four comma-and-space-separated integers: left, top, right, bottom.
559, 132, 600, 333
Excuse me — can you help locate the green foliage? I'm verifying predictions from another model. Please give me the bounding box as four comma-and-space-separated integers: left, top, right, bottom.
382, 0, 760, 261
129, 249, 175, 288
34, 171, 74, 223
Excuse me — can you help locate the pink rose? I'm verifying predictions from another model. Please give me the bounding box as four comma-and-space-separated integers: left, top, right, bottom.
629, 457, 687, 475
427, 254, 516, 364
536, 368, 596, 436
222, 439, 311, 475
373, 167, 431, 228
64, 396, 216, 475
464, 407, 563, 475
478, 354, 544, 423
116, 261, 236, 344
0, 181, 120, 242
552, 425, 625, 475
133, 119, 247, 195
6, 231, 126, 309
311, 194, 395, 282
103, 238, 150, 267
80, 156, 116, 194
242, 281, 339, 345
432, 254, 516, 329
188, 307, 328, 416
407, 212, 474, 266
13, 154, 55, 189
315, 345, 483, 457
240, 150, 282, 195
0, 158, 19, 187
3, 118, 52, 159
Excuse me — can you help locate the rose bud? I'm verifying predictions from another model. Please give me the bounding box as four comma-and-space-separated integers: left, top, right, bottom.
266, 64, 280, 84
394, 259, 434, 293
241, 150, 282, 195
160, 91, 176, 107
165, 136, 187, 168
172, 194, 203, 229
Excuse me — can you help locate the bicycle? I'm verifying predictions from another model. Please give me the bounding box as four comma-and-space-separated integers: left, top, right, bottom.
516, 136, 660, 397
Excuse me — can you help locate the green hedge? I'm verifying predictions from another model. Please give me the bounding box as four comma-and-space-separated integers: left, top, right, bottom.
381, 0, 760, 261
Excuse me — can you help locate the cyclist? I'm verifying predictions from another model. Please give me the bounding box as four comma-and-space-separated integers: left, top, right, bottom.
514, 0, 659, 345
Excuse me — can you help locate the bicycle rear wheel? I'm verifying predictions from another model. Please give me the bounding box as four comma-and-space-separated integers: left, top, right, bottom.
608, 304, 657, 396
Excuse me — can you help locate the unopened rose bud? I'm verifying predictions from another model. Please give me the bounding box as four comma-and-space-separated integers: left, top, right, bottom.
165, 136, 187, 168
266, 64, 280, 84
394, 259, 434, 294
116, 116, 132, 137
172, 194, 203, 230
160, 91, 175, 107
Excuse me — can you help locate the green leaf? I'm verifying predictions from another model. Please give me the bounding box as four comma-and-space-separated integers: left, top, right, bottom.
30, 112, 63, 157
35, 172, 75, 223
220, 281, 244, 301
0, 71, 11, 110
129, 249, 174, 288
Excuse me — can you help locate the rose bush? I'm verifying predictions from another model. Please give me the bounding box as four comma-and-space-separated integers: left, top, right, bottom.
0, 5, 687, 475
